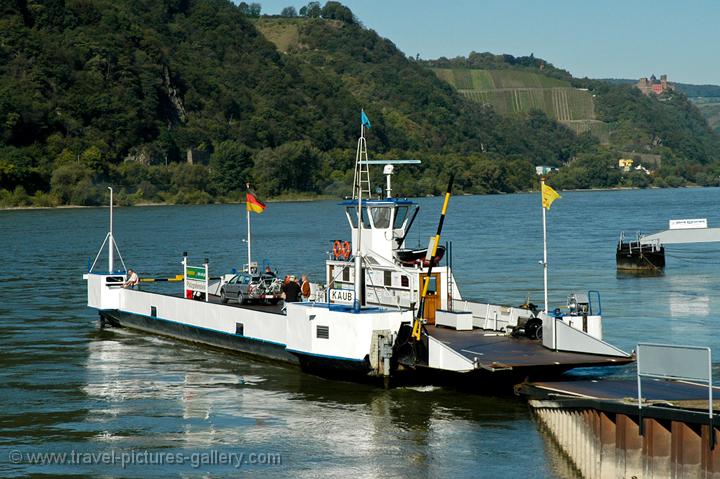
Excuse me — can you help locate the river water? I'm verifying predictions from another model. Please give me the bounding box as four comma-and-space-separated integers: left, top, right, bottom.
2, 187, 720, 477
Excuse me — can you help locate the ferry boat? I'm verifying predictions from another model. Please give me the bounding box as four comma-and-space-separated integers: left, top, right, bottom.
85, 120, 633, 386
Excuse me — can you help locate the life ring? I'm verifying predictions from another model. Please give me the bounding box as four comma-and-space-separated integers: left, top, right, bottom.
342, 241, 352, 259
333, 240, 343, 259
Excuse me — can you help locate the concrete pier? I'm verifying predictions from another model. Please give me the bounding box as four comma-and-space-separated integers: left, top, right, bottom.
520, 380, 720, 478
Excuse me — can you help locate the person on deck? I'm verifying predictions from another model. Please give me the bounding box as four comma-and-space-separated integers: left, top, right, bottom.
263, 266, 276, 278
282, 275, 302, 303
301, 275, 311, 301
124, 269, 139, 289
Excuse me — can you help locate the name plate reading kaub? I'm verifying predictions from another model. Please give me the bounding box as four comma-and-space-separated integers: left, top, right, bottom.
330, 289, 355, 304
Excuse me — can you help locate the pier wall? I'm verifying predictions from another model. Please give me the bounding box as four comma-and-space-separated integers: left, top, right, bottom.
530, 400, 720, 478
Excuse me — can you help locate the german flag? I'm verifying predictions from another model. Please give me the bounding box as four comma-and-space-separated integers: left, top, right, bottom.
246, 189, 266, 214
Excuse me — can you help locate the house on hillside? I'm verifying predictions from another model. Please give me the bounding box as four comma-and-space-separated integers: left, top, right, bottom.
618, 159, 634, 172
535, 166, 559, 176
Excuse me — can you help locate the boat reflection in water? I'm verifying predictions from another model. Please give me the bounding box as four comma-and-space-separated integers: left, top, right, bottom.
669, 292, 711, 318
82, 326, 564, 477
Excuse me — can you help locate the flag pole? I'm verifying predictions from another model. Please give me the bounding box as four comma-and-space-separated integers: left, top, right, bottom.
246, 183, 252, 271
541, 177, 549, 315
247, 207, 251, 270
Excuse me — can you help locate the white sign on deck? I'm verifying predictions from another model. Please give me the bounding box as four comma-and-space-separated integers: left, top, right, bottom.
669, 218, 707, 230
329, 288, 355, 304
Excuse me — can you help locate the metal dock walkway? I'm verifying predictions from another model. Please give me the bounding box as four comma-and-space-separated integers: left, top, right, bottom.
518, 343, 720, 478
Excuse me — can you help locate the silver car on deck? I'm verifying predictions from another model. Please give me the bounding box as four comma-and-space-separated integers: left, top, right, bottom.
220, 273, 282, 305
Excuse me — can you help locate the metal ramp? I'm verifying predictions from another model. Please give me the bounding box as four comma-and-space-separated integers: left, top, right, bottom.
641, 227, 720, 245
640, 218, 720, 245
425, 326, 634, 373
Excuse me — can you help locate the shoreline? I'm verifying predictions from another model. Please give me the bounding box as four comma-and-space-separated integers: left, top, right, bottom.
1, 185, 713, 211
0, 194, 338, 211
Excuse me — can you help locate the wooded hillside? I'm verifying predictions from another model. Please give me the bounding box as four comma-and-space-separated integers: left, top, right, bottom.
1, 1, 718, 207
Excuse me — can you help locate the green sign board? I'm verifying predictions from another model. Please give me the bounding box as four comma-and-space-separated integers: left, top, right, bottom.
186, 264, 208, 293
186, 266, 207, 281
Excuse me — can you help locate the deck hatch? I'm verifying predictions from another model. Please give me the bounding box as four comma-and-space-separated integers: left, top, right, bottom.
316, 325, 329, 339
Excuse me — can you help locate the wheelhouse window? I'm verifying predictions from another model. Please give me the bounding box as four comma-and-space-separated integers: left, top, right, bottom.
370, 207, 392, 229
360, 207, 370, 228
393, 206, 408, 229
345, 207, 358, 228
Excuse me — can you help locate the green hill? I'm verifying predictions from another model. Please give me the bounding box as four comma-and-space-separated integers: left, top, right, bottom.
603, 78, 720, 134
694, 99, 720, 133
0, 1, 719, 207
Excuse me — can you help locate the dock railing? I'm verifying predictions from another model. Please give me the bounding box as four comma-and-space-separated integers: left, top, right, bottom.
637, 342, 713, 444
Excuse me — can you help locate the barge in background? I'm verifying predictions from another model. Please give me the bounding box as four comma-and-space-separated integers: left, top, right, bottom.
617, 218, 720, 272
86, 118, 633, 388
616, 232, 666, 272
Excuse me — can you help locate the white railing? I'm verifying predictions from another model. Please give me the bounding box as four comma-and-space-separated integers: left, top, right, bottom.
637, 343, 712, 421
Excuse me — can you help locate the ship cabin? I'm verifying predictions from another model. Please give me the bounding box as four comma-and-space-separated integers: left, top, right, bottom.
325, 198, 461, 323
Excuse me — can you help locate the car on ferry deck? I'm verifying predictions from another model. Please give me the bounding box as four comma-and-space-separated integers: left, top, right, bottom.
220, 273, 282, 305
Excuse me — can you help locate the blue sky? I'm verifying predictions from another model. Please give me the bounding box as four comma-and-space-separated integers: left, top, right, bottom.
255, 0, 719, 85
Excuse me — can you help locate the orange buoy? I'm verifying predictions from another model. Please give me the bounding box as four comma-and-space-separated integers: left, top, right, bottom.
342, 241, 352, 259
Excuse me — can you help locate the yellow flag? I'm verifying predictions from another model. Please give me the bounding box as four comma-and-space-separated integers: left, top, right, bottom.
541, 183, 561, 209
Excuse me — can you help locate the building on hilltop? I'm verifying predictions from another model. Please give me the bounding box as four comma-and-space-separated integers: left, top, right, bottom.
636, 74, 673, 95
535, 165, 559, 176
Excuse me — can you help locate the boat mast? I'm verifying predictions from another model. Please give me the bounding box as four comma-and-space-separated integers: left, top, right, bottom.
108, 187, 114, 273
353, 113, 370, 310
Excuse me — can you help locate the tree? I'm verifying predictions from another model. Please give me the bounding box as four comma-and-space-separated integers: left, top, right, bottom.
253, 141, 321, 195
281, 6, 297, 17
320, 1, 354, 23
248, 2, 261, 17
238, 2, 261, 16
305, 1, 321, 18
210, 141, 254, 194
50, 163, 98, 204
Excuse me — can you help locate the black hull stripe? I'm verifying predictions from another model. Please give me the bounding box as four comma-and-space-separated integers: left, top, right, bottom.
110, 308, 286, 346
102, 310, 298, 364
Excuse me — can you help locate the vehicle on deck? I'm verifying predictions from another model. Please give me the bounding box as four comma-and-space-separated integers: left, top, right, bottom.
220, 273, 282, 305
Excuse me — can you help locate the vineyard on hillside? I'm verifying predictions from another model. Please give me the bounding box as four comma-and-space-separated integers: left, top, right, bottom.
432, 68, 608, 141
